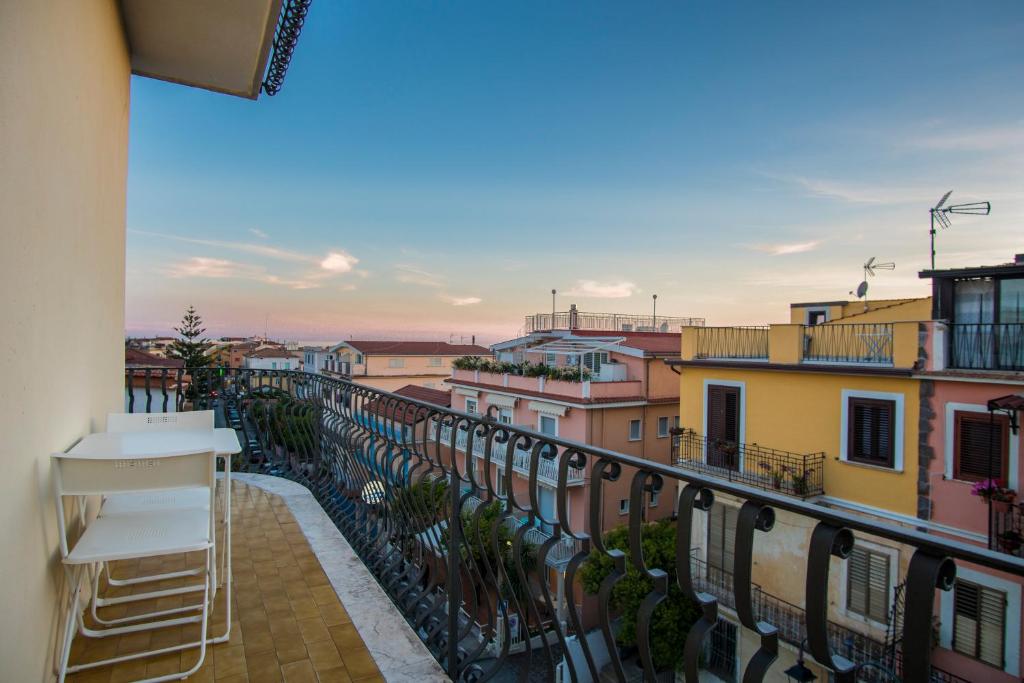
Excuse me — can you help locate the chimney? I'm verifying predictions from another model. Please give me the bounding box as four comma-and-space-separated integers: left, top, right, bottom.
1015, 253, 1024, 265
471, 335, 475, 345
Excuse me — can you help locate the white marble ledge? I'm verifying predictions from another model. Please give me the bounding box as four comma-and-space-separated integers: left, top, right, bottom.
233, 473, 450, 683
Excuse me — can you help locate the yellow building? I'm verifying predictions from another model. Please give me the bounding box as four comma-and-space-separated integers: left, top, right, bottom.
328, 340, 491, 392
668, 298, 938, 680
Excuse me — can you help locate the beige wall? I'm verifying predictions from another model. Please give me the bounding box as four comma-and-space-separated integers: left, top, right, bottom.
0, 2, 130, 680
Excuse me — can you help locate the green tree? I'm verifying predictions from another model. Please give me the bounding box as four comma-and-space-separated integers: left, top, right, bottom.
169, 305, 211, 369
579, 520, 699, 671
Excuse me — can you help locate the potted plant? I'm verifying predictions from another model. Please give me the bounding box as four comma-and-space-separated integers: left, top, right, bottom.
971, 479, 1018, 513
789, 467, 814, 497
758, 462, 783, 489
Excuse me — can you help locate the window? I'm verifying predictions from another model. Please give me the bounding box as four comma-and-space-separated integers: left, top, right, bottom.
846, 546, 891, 624
953, 580, 1006, 668
544, 353, 557, 365
271, 362, 277, 370
428, 357, 443, 367
539, 414, 557, 437
582, 351, 609, 373
283, 362, 290, 370
388, 358, 405, 368
465, 399, 478, 415
707, 503, 738, 575
707, 384, 741, 469
954, 411, 1009, 482
355, 354, 363, 364
806, 309, 828, 326
619, 499, 630, 515
498, 408, 513, 425
495, 469, 507, 496
847, 397, 896, 468
657, 416, 670, 438
628, 419, 642, 441
649, 490, 659, 507
674, 415, 680, 429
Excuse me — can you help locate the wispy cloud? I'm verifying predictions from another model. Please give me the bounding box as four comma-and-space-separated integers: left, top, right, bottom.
132, 230, 358, 272
563, 280, 638, 299
395, 264, 445, 288
249, 227, 269, 239
164, 257, 321, 290
441, 295, 482, 306
746, 240, 822, 255
910, 123, 1024, 152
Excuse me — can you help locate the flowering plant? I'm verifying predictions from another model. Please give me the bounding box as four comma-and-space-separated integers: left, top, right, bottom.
971, 479, 1017, 503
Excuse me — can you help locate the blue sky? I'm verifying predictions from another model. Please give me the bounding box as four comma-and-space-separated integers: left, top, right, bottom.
126, 1, 1024, 342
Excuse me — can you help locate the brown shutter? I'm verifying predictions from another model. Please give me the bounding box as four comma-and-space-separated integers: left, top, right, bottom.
707, 503, 737, 577
953, 580, 1006, 668
846, 547, 891, 623
707, 385, 740, 469
954, 412, 1009, 481
847, 397, 896, 467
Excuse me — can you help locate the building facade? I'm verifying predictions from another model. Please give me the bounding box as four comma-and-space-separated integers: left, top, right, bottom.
329, 340, 491, 391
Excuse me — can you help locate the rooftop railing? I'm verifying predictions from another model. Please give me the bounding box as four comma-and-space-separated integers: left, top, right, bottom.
695, 326, 770, 360
672, 429, 825, 498
123, 366, 1023, 682
803, 323, 894, 365
524, 310, 705, 334
949, 322, 1024, 371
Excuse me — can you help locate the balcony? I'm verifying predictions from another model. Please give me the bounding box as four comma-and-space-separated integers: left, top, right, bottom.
121, 367, 1022, 682
992, 504, 1024, 557
682, 322, 920, 369
437, 422, 586, 486
949, 323, 1024, 371
450, 367, 644, 402
672, 429, 825, 498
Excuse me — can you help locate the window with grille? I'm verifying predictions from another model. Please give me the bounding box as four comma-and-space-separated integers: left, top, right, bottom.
707, 503, 738, 576
846, 546, 891, 623
953, 580, 1006, 669
847, 397, 896, 468
954, 411, 1009, 481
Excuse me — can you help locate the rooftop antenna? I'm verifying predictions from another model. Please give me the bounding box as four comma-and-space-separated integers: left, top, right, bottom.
929, 190, 991, 269
850, 257, 895, 310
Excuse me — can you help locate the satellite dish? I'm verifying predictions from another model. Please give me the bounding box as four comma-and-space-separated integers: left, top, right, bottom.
856, 281, 869, 299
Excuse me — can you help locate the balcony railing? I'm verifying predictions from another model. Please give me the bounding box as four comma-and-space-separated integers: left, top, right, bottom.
524, 310, 705, 333
673, 429, 825, 498
695, 326, 770, 360
123, 367, 1023, 682
437, 422, 585, 486
803, 323, 894, 365
949, 322, 1024, 371
992, 503, 1024, 557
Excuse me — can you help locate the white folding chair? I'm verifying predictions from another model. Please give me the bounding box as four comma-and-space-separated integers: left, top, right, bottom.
91, 411, 232, 643
53, 449, 216, 683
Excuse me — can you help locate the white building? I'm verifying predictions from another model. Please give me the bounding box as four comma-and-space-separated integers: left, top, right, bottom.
244, 347, 302, 371
302, 346, 335, 374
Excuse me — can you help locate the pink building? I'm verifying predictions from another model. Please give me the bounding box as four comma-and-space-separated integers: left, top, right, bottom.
918, 257, 1024, 681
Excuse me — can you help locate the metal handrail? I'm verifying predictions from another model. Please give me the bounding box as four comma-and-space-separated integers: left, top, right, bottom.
803, 323, 894, 365
695, 326, 770, 360
124, 366, 1024, 682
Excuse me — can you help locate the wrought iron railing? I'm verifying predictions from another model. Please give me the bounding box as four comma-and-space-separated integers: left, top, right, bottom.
991, 503, 1024, 557
803, 323, 894, 365
949, 322, 1024, 371
123, 367, 1023, 682
437, 423, 586, 486
673, 429, 825, 498
695, 326, 770, 360
524, 310, 705, 333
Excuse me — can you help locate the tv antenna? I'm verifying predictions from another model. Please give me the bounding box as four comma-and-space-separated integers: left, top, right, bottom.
850, 257, 895, 309
929, 190, 991, 269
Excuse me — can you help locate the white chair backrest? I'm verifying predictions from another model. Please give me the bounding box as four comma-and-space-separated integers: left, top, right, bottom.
53, 450, 216, 497
107, 410, 214, 433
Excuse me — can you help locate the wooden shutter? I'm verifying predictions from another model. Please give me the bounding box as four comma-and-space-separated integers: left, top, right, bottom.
954, 412, 1009, 481
707, 385, 741, 468
953, 580, 1006, 668
707, 503, 737, 577
846, 547, 891, 623
847, 397, 896, 467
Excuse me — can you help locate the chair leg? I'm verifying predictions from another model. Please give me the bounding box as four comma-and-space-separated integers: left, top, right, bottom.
56, 566, 84, 683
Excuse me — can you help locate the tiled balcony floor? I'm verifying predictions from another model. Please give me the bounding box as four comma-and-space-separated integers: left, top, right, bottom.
67, 481, 384, 683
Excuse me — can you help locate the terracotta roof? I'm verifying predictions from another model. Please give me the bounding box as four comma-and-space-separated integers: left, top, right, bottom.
340, 341, 491, 356
364, 384, 452, 424
569, 329, 681, 355
125, 348, 184, 369
245, 348, 295, 359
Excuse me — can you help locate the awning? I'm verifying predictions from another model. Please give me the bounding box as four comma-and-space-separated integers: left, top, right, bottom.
486, 393, 517, 408
455, 387, 480, 398
531, 336, 625, 356
988, 394, 1024, 412
528, 400, 568, 417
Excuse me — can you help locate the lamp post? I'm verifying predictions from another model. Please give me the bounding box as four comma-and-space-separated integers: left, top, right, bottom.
652, 294, 658, 330
551, 289, 556, 330
783, 639, 817, 682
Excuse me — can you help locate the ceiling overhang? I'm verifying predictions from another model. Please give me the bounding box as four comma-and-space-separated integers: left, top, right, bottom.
120, 0, 283, 99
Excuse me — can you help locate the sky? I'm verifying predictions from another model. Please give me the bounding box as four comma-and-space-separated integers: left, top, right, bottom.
125, 1, 1024, 344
